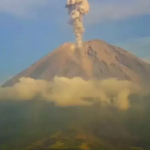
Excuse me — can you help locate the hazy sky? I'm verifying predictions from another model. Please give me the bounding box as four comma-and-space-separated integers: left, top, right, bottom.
0, 0, 150, 84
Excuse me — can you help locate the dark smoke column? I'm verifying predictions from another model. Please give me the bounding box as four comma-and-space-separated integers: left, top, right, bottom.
66, 0, 90, 49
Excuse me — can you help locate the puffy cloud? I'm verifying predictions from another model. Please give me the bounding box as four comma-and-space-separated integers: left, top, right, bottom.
86, 0, 150, 23
0, 76, 141, 110
1, 0, 150, 22
0, 0, 56, 18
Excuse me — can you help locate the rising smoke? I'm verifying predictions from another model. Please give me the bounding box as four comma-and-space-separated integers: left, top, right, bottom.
0, 77, 141, 110
66, 0, 89, 49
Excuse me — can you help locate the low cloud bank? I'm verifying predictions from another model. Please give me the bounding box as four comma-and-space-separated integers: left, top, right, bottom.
0, 77, 141, 110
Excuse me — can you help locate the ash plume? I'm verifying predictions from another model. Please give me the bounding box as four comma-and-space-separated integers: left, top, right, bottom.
66, 0, 89, 49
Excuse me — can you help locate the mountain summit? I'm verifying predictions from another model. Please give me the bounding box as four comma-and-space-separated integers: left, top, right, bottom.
3, 39, 150, 87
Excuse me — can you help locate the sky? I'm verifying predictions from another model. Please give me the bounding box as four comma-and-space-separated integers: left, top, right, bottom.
0, 0, 150, 84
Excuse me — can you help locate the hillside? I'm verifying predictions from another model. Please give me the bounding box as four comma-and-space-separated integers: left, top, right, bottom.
2, 39, 150, 87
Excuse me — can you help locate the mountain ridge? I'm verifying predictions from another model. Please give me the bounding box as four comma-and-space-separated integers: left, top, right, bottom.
2, 39, 150, 87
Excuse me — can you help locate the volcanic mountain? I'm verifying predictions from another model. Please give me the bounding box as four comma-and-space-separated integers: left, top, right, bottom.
3, 39, 150, 87
2, 39, 150, 150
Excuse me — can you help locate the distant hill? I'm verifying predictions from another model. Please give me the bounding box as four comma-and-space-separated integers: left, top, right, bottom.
2, 39, 150, 87
27, 129, 146, 150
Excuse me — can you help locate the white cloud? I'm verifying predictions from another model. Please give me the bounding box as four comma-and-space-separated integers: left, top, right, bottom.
0, 0, 55, 18
87, 0, 150, 23
0, 0, 150, 22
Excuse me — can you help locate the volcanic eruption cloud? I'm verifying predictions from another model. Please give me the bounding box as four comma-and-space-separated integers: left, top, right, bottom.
66, 0, 90, 49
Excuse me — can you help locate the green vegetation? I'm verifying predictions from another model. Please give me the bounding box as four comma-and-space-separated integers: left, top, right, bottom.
0, 93, 150, 150
25, 132, 149, 150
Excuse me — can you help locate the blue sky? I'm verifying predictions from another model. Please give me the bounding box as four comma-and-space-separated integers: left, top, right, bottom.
0, 0, 150, 84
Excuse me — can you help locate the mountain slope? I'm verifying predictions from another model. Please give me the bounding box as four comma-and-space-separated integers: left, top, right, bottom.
3, 39, 150, 87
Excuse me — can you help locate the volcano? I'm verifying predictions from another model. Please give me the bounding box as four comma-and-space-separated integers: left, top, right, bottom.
1, 39, 150, 150
3, 39, 150, 87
